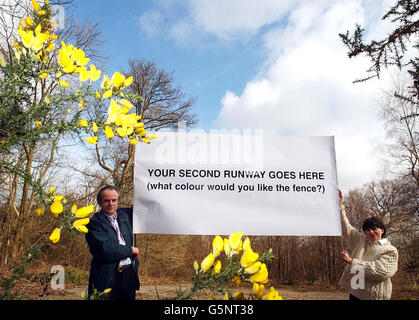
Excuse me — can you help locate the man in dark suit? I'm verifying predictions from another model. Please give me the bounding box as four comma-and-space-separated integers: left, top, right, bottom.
85, 185, 140, 300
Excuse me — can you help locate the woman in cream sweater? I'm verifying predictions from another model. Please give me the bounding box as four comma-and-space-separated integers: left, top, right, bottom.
338, 190, 399, 300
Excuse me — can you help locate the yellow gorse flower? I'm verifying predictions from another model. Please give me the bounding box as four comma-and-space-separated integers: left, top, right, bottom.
232, 275, 241, 287
232, 291, 244, 300
49, 227, 61, 244
200, 253, 215, 273
111, 72, 125, 88
117, 127, 127, 138
136, 127, 146, 136
58, 41, 90, 74
35, 207, 44, 216
74, 218, 90, 225
18, 17, 33, 30
105, 99, 144, 140
243, 237, 251, 250
92, 122, 98, 133
79, 99, 85, 110
59, 80, 69, 87
240, 245, 259, 268
79, 64, 102, 83
212, 260, 221, 275
103, 89, 113, 99
45, 40, 54, 52
193, 260, 199, 274
101, 75, 112, 90
244, 261, 262, 275
228, 231, 243, 255
212, 235, 224, 258
264, 287, 282, 300
86, 136, 98, 145
111, 72, 133, 90
78, 119, 88, 127
73, 204, 94, 218
50, 195, 64, 218
105, 126, 114, 139
73, 218, 90, 233
31, 0, 40, 11
249, 263, 269, 284
35, 120, 42, 130
253, 283, 265, 299
17, 24, 57, 52
120, 99, 134, 110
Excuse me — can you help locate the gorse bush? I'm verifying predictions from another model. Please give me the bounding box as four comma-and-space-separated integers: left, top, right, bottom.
178, 232, 282, 300
0, 0, 156, 298
0, 0, 156, 245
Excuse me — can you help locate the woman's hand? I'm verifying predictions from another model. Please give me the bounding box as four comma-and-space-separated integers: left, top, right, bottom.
338, 189, 343, 208
340, 250, 353, 264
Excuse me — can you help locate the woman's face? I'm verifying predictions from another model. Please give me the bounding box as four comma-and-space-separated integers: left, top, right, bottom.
364, 227, 385, 241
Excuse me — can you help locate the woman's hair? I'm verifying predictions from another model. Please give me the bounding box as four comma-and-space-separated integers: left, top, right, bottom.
96, 185, 120, 204
362, 216, 386, 238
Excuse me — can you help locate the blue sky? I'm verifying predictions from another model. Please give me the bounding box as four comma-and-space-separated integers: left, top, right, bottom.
69, 0, 268, 131
66, 0, 402, 192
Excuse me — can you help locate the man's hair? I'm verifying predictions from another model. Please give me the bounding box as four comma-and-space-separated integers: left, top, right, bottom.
96, 185, 120, 204
362, 216, 386, 238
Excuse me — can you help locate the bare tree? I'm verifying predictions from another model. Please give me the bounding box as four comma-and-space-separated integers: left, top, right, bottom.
363, 178, 418, 236
85, 59, 198, 202
128, 58, 198, 130
380, 78, 419, 186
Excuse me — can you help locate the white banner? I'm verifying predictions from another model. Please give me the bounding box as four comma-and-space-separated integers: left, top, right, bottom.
133, 129, 341, 236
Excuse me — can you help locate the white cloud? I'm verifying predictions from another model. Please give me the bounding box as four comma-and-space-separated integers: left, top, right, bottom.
169, 19, 194, 42
213, 0, 394, 192
137, 0, 297, 41
187, 0, 297, 38
136, 9, 166, 37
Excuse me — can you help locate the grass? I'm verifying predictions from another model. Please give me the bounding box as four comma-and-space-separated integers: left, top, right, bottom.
64, 266, 89, 286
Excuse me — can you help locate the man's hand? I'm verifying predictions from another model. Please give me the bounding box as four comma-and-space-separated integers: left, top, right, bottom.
131, 246, 139, 259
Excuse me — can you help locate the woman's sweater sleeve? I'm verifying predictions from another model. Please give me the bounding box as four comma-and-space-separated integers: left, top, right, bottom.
351, 249, 398, 281
340, 205, 364, 249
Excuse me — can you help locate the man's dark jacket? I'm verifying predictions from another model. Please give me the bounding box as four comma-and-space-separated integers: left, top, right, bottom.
85, 207, 140, 296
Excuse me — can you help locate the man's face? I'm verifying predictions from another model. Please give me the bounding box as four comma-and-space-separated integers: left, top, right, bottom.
100, 189, 119, 216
